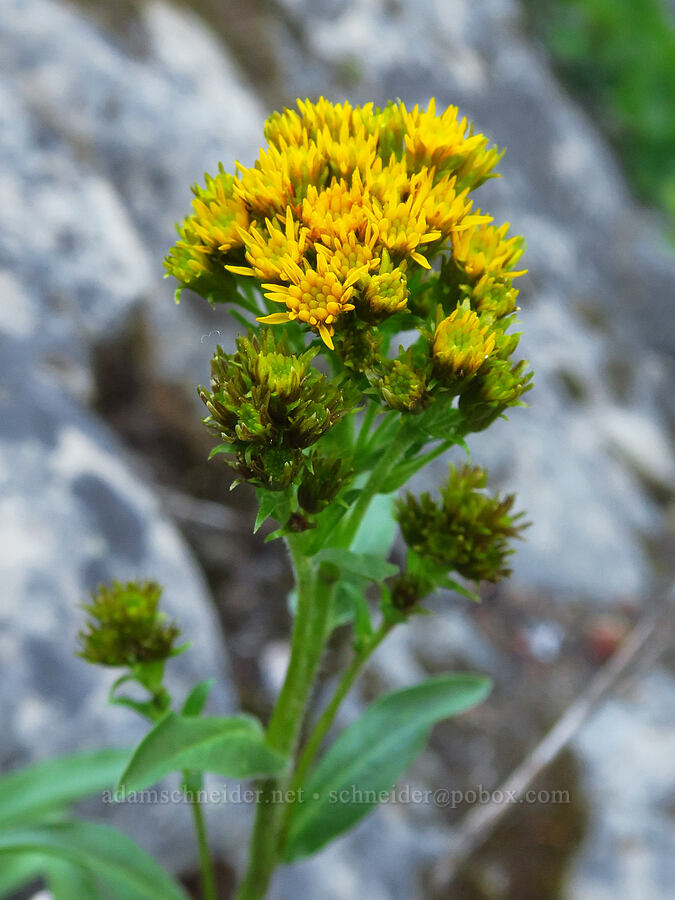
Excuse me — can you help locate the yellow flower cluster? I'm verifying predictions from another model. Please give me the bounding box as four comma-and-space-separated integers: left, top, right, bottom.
165, 98, 503, 348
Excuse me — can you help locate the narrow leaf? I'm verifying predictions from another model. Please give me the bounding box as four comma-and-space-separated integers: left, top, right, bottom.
46, 858, 101, 900
0, 748, 130, 828
350, 493, 398, 557
437, 576, 481, 603
254, 489, 287, 533
0, 853, 46, 896
0, 822, 187, 900
118, 714, 287, 792
181, 679, 216, 717
208, 443, 232, 460
317, 549, 398, 582
284, 673, 492, 860
328, 580, 372, 632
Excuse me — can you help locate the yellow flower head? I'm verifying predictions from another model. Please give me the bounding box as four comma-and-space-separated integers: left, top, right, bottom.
301, 173, 368, 242
165, 167, 249, 285
315, 222, 379, 282
296, 97, 376, 142
453, 221, 527, 282
258, 252, 363, 349
366, 169, 442, 268
433, 305, 496, 376
356, 249, 408, 322
403, 99, 501, 187
318, 125, 379, 181
226, 207, 308, 282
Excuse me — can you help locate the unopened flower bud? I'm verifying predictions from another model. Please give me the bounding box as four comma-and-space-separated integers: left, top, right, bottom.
236, 445, 304, 491
433, 305, 495, 378
459, 358, 533, 431
356, 252, 408, 323
298, 453, 352, 514
78, 581, 180, 667
390, 573, 431, 611
377, 357, 428, 413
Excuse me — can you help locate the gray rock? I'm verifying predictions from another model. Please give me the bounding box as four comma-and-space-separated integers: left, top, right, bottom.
0, 0, 266, 389
567, 667, 675, 900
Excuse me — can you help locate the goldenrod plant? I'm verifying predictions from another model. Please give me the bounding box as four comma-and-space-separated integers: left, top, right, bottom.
0, 98, 532, 900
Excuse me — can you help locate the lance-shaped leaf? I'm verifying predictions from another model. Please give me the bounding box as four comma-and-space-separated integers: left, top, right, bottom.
284, 673, 492, 860
0, 821, 188, 900
316, 549, 398, 583
0, 748, 130, 828
118, 714, 288, 793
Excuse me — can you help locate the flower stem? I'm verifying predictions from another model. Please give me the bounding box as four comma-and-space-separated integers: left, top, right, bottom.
234, 539, 334, 900
190, 796, 217, 900
278, 620, 393, 850
354, 401, 379, 454
338, 425, 410, 548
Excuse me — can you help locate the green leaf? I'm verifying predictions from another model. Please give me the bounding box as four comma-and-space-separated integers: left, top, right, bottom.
284, 673, 492, 860
316, 549, 398, 583
46, 858, 100, 899
0, 748, 130, 828
328, 580, 373, 635
181, 678, 216, 717
118, 714, 287, 792
350, 493, 398, 557
352, 587, 375, 648
436, 575, 481, 603
109, 696, 159, 718
0, 822, 188, 900
254, 488, 289, 533
379, 439, 457, 493
0, 853, 46, 897
208, 443, 232, 460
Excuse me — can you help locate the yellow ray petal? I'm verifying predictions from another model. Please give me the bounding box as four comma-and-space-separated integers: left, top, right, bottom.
411, 251, 431, 268
225, 265, 256, 277
256, 312, 292, 324
318, 324, 335, 349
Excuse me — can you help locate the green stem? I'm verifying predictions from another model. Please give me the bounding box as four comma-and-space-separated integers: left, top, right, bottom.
354, 401, 379, 454
190, 795, 217, 900
234, 540, 334, 900
289, 622, 392, 802
338, 425, 410, 548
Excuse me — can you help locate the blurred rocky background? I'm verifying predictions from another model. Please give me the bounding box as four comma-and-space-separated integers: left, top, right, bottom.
1, 0, 673, 897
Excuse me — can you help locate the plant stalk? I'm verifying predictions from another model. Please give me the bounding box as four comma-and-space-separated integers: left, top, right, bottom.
191, 796, 217, 900
234, 540, 334, 900
277, 621, 393, 852
338, 425, 409, 548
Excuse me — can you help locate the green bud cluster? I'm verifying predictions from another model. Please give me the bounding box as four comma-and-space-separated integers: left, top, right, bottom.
396, 465, 527, 582
369, 348, 430, 413
459, 358, 533, 431
461, 276, 519, 319
297, 451, 353, 514
389, 572, 433, 611
199, 330, 359, 489
333, 314, 385, 372
78, 581, 180, 667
